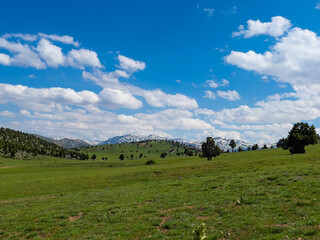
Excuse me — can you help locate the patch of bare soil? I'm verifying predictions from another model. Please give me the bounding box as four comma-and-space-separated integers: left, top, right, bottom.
158, 205, 195, 213
68, 212, 83, 222
0, 166, 15, 169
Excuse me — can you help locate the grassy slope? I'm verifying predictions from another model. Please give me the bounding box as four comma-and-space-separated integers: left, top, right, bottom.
0, 143, 320, 239
82, 141, 191, 160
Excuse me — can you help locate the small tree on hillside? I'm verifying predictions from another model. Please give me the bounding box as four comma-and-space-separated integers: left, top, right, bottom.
286, 122, 317, 154
262, 144, 268, 149
277, 137, 288, 150
229, 139, 236, 152
201, 137, 221, 161
238, 147, 243, 152
119, 154, 125, 160
252, 144, 259, 151
91, 154, 96, 161
160, 152, 167, 158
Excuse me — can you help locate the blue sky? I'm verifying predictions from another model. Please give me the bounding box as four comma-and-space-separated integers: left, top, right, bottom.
1, 0, 320, 144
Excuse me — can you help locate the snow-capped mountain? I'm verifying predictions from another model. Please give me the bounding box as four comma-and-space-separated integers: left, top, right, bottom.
34, 134, 91, 148
100, 134, 256, 151
51, 137, 92, 148
100, 134, 172, 145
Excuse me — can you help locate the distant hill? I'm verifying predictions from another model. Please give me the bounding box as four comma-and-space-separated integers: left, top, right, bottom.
0, 128, 89, 160
34, 135, 91, 149
100, 134, 258, 151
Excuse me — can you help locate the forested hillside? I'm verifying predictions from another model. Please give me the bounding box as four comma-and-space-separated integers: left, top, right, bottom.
0, 127, 88, 160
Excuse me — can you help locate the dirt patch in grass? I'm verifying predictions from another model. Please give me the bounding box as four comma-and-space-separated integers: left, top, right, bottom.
157, 216, 172, 233
0, 166, 15, 169
196, 216, 209, 220
0, 195, 56, 204
68, 212, 83, 222
158, 205, 195, 213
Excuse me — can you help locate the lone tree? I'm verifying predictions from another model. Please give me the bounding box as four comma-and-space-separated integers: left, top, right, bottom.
119, 153, 125, 160
286, 122, 317, 154
277, 137, 288, 150
160, 152, 167, 158
229, 139, 236, 152
201, 137, 221, 161
252, 144, 259, 151
91, 154, 96, 161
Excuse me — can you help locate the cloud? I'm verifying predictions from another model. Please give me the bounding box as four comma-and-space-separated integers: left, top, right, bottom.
176, 79, 181, 83
219, 22, 320, 126
206, 80, 219, 88
3, 33, 79, 46
204, 90, 216, 99
204, 89, 239, 101
232, 16, 292, 38
217, 90, 240, 101
194, 108, 215, 116
99, 88, 142, 109
139, 89, 198, 109
0, 34, 102, 69
38, 33, 79, 46
118, 55, 146, 72
0, 83, 143, 112
0, 38, 46, 69
0, 53, 11, 65
83, 59, 198, 110
316, 1, 320, 9
0, 111, 15, 118
36, 39, 64, 67
6, 107, 215, 142
206, 79, 229, 88
226, 27, 320, 91
203, 8, 214, 17
27, 74, 37, 79
3, 33, 38, 41
67, 49, 102, 69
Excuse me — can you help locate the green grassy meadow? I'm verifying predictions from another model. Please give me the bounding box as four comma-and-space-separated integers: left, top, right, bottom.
1, 142, 320, 239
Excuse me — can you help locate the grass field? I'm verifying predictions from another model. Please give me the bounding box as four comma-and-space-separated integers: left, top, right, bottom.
1, 142, 320, 239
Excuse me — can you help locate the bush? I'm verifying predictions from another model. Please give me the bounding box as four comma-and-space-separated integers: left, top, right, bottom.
160, 152, 167, 158
146, 160, 156, 165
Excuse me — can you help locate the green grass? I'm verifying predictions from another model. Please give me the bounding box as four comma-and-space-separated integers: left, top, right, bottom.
1, 143, 320, 239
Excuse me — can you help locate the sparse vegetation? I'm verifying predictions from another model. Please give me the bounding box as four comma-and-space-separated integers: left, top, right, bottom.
145, 160, 156, 165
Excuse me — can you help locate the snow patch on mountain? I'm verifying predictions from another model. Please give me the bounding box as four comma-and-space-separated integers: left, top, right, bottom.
100, 134, 267, 151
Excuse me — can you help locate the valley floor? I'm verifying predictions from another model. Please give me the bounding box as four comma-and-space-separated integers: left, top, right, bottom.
1, 145, 320, 239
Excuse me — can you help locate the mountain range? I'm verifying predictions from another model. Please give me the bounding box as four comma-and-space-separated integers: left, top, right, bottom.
100, 134, 262, 151
33, 135, 91, 149
35, 133, 275, 151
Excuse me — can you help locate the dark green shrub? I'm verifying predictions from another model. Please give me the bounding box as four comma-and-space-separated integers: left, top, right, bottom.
146, 160, 156, 165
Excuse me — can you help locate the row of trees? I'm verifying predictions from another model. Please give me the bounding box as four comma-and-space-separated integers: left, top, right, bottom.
202, 122, 318, 160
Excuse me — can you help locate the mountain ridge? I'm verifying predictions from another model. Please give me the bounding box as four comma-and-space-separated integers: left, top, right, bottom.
99, 134, 263, 151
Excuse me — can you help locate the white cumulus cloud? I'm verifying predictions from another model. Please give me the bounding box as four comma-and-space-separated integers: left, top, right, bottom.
232, 16, 292, 38
36, 39, 65, 67
67, 49, 102, 69
217, 90, 240, 101
118, 55, 146, 72
38, 33, 79, 46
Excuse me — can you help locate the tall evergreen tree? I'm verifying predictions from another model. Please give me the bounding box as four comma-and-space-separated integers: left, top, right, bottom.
201, 137, 221, 161
229, 139, 236, 152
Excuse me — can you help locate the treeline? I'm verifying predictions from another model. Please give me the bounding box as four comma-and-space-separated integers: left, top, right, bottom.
0, 127, 89, 160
